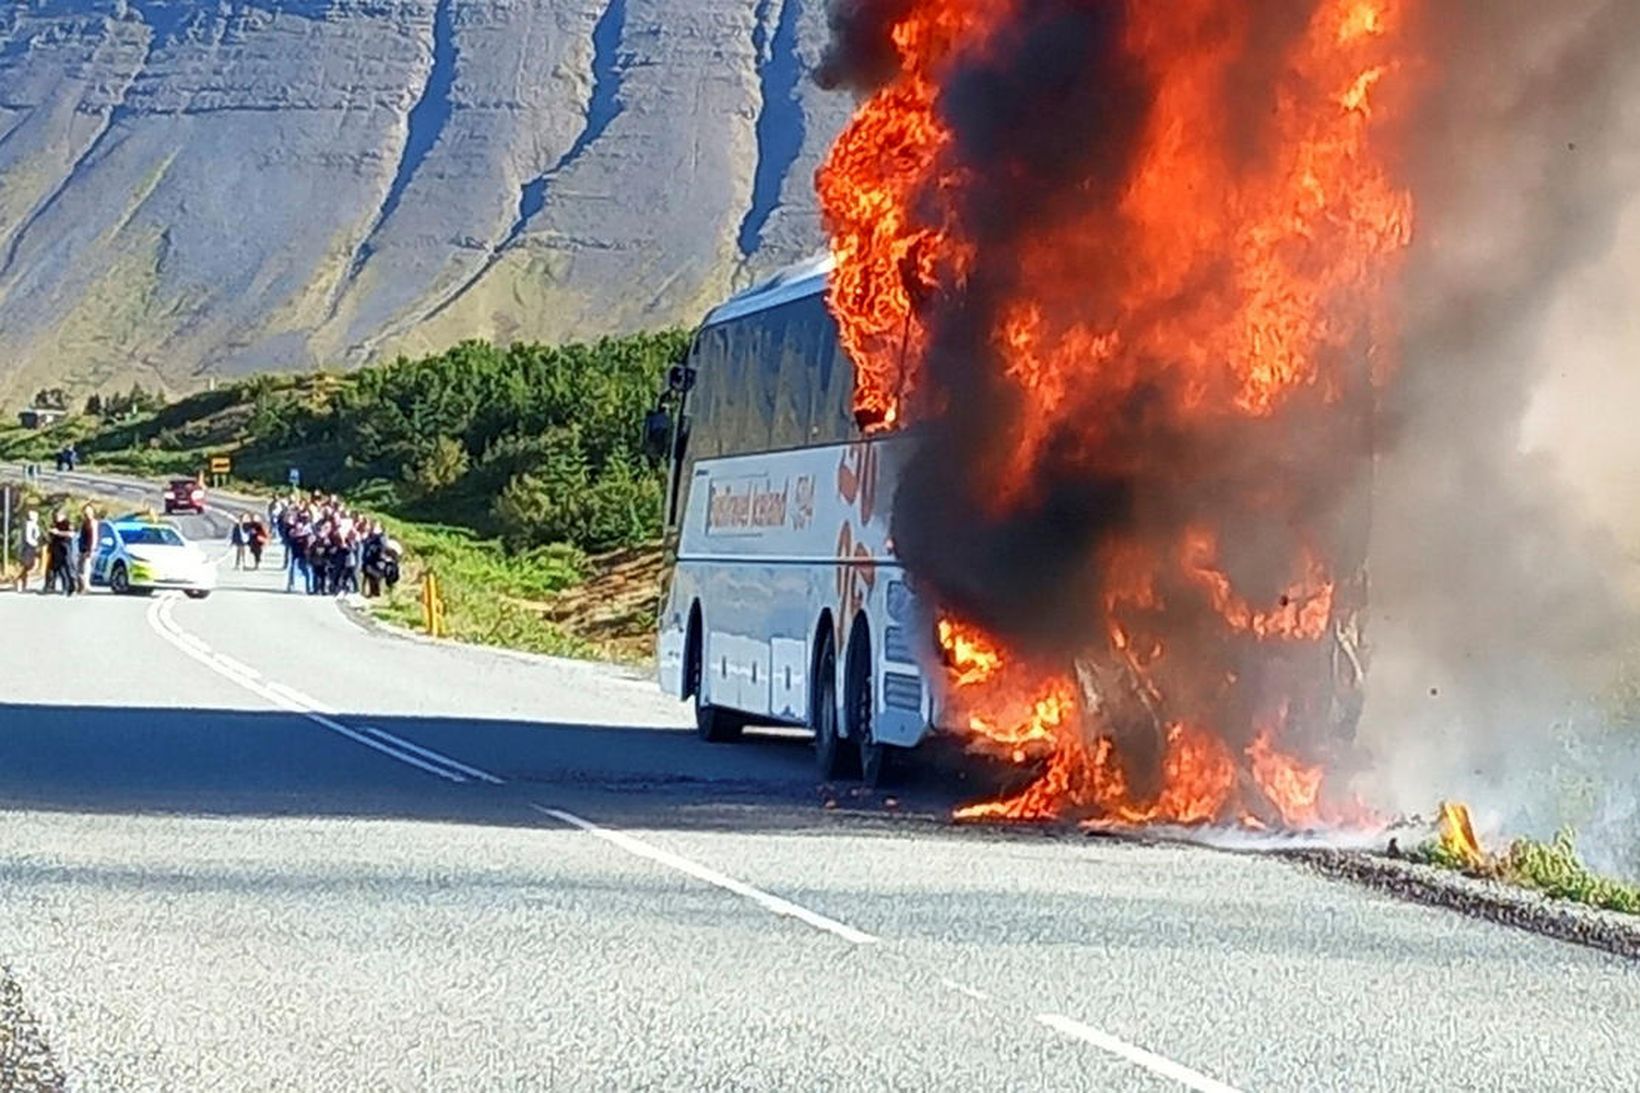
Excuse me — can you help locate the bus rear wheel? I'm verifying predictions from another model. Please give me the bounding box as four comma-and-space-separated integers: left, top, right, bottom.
812, 633, 855, 781
689, 637, 743, 743
846, 624, 885, 789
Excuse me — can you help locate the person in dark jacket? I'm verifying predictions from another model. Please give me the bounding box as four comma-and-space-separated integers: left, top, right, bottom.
44, 509, 75, 596
247, 518, 268, 570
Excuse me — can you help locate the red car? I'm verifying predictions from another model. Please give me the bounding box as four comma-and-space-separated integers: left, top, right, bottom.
163, 478, 206, 515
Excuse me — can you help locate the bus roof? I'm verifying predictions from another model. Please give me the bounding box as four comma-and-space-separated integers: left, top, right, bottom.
702, 252, 834, 328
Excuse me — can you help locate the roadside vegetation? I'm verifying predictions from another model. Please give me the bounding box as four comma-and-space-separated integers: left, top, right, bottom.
1, 333, 687, 661
1415, 826, 1640, 917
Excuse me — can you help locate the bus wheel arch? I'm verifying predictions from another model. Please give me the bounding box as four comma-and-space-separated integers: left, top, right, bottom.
683, 602, 704, 701
686, 603, 741, 742
844, 613, 885, 787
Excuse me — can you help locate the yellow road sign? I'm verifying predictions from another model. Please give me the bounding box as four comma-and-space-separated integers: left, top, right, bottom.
209, 455, 231, 475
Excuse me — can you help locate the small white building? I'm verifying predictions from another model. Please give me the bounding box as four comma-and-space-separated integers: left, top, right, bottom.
17, 406, 66, 429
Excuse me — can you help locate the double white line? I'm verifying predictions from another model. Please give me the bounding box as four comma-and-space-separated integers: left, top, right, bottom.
146, 594, 504, 786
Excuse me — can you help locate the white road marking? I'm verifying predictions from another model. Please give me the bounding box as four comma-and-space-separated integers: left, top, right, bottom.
367, 728, 505, 785
1036, 1013, 1244, 1093
211, 654, 260, 681
531, 805, 879, 946
145, 595, 505, 786
263, 681, 339, 716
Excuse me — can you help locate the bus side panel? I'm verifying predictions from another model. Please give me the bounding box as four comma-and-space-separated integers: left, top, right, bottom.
670, 439, 936, 746
694, 560, 820, 720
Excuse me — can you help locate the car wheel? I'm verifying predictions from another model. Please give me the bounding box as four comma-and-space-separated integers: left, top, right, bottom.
109, 563, 130, 595
185, 590, 211, 600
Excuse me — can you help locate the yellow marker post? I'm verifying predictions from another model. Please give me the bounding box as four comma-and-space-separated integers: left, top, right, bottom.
421, 571, 446, 638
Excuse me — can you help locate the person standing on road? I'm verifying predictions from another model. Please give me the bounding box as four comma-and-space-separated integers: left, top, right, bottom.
286, 512, 312, 594
76, 504, 98, 593
231, 516, 248, 570
43, 509, 74, 596
14, 508, 41, 592
247, 518, 267, 570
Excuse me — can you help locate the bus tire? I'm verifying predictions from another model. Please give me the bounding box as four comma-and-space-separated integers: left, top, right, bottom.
687, 627, 742, 743
812, 631, 854, 780
846, 619, 885, 788
695, 693, 743, 743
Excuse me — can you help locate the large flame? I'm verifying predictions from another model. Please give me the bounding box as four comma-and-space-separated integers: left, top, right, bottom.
819, 0, 1418, 827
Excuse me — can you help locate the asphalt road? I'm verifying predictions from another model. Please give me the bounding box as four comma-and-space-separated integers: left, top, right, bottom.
0, 472, 1637, 1091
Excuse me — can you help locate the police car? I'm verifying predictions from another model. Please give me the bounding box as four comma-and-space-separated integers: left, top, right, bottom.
90, 515, 217, 599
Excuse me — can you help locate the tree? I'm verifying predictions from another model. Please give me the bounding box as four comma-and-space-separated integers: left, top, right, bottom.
84, 393, 104, 417
402, 436, 470, 496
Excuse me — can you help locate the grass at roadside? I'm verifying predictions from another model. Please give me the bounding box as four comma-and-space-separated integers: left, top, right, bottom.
368, 518, 594, 659
1415, 830, 1640, 916
367, 520, 663, 663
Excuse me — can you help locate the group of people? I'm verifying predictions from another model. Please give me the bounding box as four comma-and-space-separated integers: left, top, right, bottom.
12, 503, 98, 596
270, 493, 402, 598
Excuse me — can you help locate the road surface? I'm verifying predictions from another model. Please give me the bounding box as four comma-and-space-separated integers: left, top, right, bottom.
0, 472, 1636, 1091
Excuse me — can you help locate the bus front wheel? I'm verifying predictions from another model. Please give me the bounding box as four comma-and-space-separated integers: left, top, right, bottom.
689, 637, 743, 744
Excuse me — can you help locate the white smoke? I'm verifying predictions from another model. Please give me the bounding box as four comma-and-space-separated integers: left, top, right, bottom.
1357, 0, 1640, 879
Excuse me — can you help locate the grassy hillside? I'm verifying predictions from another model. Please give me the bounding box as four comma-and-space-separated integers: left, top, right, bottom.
1, 332, 688, 661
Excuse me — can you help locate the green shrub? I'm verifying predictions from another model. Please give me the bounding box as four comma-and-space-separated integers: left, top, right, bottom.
1506, 832, 1640, 915
402, 436, 471, 496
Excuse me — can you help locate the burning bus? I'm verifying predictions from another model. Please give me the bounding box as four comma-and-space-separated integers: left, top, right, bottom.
653, 253, 934, 787
661, 0, 1416, 827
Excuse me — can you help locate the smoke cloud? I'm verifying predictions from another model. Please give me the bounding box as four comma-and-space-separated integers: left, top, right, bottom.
816, 1, 1640, 848
1359, 0, 1640, 876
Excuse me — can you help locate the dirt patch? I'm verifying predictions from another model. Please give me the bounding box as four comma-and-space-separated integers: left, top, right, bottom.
541, 545, 665, 664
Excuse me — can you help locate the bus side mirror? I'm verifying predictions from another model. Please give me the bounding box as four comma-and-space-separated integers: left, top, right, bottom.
642, 409, 672, 461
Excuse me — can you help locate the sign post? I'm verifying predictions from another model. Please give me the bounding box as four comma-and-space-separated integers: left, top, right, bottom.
287, 467, 301, 489
208, 454, 231, 488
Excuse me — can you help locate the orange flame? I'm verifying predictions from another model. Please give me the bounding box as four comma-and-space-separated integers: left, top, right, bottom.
822, 0, 1418, 828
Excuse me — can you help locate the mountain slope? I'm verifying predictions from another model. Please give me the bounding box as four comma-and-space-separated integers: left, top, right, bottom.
0, 0, 852, 402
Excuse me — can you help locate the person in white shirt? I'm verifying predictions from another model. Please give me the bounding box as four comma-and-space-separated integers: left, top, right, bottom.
14, 508, 41, 592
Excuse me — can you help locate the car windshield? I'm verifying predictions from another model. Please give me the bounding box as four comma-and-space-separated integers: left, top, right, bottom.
121, 526, 185, 547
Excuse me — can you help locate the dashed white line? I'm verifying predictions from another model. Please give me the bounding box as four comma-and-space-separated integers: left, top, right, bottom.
146, 576, 1239, 1093
146, 595, 502, 787
530, 805, 879, 946
1036, 1013, 1244, 1093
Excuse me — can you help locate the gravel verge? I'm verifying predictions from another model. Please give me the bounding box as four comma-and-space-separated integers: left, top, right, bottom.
0, 965, 65, 1091
1291, 848, 1640, 961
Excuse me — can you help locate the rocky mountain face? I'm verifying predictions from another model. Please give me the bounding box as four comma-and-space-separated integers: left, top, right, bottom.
0, 0, 853, 401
